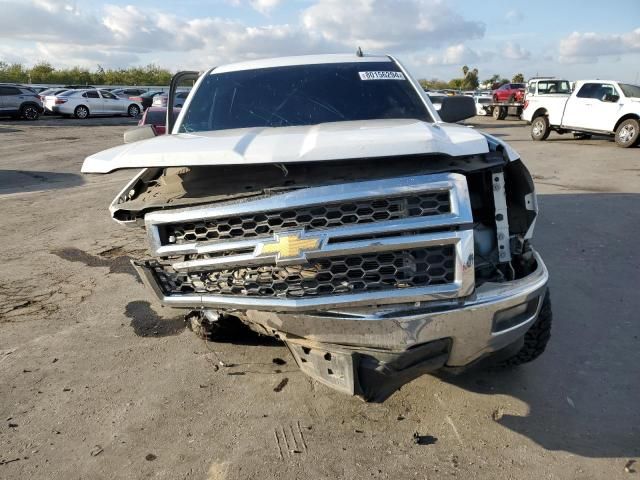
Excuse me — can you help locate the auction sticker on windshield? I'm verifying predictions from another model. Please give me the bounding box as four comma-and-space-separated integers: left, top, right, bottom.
359, 71, 406, 80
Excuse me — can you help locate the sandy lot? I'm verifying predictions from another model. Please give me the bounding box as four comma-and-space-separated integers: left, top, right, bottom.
1, 114, 639, 480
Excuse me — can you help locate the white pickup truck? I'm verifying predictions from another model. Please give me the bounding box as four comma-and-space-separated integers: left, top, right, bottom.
82, 54, 552, 401
522, 80, 640, 147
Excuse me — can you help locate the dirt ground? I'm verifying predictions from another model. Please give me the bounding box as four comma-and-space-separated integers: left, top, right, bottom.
1, 114, 639, 479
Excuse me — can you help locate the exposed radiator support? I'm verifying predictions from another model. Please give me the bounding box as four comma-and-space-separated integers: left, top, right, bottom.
491, 170, 512, 263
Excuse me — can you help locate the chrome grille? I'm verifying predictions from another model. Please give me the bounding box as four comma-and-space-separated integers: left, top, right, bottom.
165, 193, 450, 244
154, 246, 455, 298
139, 173, 476, 312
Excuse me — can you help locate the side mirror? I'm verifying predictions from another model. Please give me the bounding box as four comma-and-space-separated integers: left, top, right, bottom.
602, 93, 620, 103
123, 125, 157, 144
438, 96, 476, 123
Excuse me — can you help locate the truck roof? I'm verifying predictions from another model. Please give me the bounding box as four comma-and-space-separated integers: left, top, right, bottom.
212, 53, 393, 74
575, 79, 621, 84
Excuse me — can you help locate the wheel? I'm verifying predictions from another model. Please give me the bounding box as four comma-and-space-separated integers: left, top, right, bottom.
508, 94, 516, 103
20, 104, 40, 121
493, 106, 507, 120
127, 104, 140, 117
573, 132, 592, 140
74, 105, 89, 119
615, 118, 640, 148
498, 291, 552, 367
531, 116, 550, 141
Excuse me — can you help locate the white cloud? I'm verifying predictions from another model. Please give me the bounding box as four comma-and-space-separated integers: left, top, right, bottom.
503, 42, 530, 60
558, 28, 640, 63
301, 0, 485, 51
250, 0, 282, 15
34, 43, 140, 68
419, 44, 478, 65
505, 10, 524, 23
0, 0, 485, 70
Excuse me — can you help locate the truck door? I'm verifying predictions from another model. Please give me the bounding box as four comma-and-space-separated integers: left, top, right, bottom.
100, 90, 123, 113
83, 90, 104, 114
0, 86, 7, 111
563, 82, 622, 132
0, 85, 23, 114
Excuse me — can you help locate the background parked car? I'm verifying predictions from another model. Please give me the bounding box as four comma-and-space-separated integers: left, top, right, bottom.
474, 94, 493, 115
492, 83, 526, 103
137, 106, 181, 135
128, 90, 165, 110
0, 83, 43, 120
152, 90, 190, 108
110, 88, 148, 98
38, 88, 69, 103
44, 89, 142, 118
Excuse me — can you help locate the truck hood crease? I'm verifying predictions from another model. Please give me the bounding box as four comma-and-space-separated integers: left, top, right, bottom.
82, 119, 489, 173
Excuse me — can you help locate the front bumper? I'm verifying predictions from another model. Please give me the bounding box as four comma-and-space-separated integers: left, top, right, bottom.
133, 250, 549, 400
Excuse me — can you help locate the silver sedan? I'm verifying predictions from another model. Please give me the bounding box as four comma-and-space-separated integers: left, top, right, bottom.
44, 89, 142, 118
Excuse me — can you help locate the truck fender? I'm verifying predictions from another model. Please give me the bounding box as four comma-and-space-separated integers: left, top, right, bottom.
614, 113, 640, 133
531, 108, 548, 120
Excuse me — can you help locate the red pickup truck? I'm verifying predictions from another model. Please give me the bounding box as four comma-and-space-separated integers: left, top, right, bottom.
493, 83, 525, 103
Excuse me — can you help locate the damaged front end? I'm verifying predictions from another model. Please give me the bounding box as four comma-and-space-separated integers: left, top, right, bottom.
101, 144, 548, 401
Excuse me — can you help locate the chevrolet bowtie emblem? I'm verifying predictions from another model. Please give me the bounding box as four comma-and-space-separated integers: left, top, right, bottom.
256, 232, 322, 262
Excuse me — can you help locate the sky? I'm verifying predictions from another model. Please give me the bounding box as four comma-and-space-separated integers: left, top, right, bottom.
0, 0, 639, 83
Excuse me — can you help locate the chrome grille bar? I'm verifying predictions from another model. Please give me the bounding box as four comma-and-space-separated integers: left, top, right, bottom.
139, 173, 476, 311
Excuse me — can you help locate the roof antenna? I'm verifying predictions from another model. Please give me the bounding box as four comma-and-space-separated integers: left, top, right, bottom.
356, 46, 363, 57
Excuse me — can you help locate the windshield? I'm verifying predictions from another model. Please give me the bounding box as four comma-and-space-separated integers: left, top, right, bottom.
59, 90, 77, 97
619, 83, 640, 98
179, 62, 431, 133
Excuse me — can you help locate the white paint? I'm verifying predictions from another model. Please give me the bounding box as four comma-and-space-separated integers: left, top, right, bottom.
82, 118, 489, 173
523, 80, 640, 133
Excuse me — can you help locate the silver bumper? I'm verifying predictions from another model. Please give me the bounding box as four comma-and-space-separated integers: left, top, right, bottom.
133, 249, 548, 363
240, 250, 548, 365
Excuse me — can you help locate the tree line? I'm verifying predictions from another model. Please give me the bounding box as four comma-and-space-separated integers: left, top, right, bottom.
0, 62, 173, 85
419, 65, 525, 91
1, 61, 526, 91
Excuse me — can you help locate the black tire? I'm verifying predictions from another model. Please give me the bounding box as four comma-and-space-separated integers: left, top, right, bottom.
615, 118, 640, 148
20, 104, 40, 121
74, 105, 89, 119
499, 291, 552, 367
531, 116, 550, 141
493, 106, 505, 120
127, 104, 140, 117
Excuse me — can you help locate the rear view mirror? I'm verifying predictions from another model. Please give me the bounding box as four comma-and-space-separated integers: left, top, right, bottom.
438, 96, 476, 123
123, 125, 157, 144
602, 93, 620, 103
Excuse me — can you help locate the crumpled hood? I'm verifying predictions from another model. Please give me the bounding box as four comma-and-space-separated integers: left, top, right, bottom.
81, 119, 489, 173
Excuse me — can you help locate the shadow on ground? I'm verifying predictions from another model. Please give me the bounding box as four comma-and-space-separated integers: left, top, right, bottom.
0, 170, 84, 194
0, 116, 138, 128
440, 193, 640, 458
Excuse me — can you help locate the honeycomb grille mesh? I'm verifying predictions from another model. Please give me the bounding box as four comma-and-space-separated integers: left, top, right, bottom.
164, 192, 450, 245
154, 246, 455, 298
